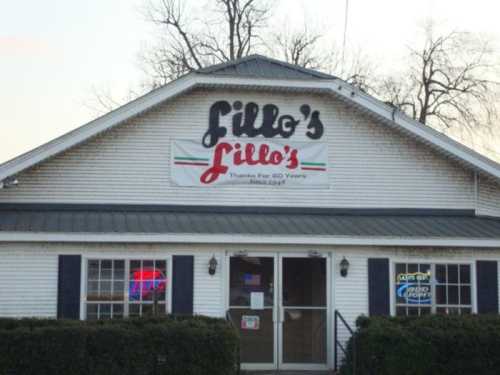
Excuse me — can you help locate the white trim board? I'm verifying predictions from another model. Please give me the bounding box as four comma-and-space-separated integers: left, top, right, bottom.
0, 232, 499, 247
1, 72, 500, 183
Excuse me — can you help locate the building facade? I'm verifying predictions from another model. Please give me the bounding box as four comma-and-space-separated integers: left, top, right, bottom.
1, 55, 500, 371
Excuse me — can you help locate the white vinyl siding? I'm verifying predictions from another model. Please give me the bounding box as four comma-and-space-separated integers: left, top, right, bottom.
478, 176, 500, 217
193, 252, 225, 317
0, 89, 476, 210
0, 250, 58, 318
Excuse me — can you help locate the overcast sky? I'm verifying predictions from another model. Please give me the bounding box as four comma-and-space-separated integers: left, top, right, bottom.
1, 0, 500, 164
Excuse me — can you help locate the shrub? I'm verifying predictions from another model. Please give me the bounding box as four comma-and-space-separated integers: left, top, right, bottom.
340, 314, 500, 375
0, 316, 239, 375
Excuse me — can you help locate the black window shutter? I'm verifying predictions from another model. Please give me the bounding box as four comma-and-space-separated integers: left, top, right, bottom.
476, 260, 499, 314
368, 258, 390, 316
57, 255, 82, 319
172, 255, 194, 315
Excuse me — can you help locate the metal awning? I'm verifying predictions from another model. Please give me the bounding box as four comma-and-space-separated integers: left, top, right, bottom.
0, 205, 499, 240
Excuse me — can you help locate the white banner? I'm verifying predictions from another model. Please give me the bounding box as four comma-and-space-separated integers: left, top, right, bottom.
171, 139, 328, 187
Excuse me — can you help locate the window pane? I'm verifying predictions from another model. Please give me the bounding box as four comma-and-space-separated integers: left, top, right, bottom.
129, 280, 141, 301
408, 264, 418, 273
395, 264, 406, 281
460, 265, 471, 284
436, 265, 446, 284
460, 286, 471, 305
114, 260, 125, 280
130, 260, 142, 279
230, 257, 274, 307
448, 265, 458, 284
436, 307, 447, 315
396, 306, 407, 316
156, 286, 166, 301
448, 307, 459, 315
87, 281, 99, 301
461, 308, 472, 315
88, 260, 99, 280
101, 260, 112, 280
448, 285, 459, 305
142, 281, 154, 301
436, 285, 447, 305
112, 304, 124, 319
100, 304, 111, 319
100, 281, 112, 299
419, 264, 431, 274
112, 281, 124, 300
396, 284, 406, 304
87, 304, 98, 320
129, 304, 141, 317
408, 307, 419, 316
420, 307, 431, 315
155, 260, 167, 274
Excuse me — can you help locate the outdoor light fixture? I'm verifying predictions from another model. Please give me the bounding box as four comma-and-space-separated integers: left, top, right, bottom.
340, 257, 350, 277
208, 255, 218, 276
0, 177, 18, 189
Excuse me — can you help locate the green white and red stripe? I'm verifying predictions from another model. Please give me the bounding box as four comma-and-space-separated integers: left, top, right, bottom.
173, 156, 209, 167
300, 162, 327, 171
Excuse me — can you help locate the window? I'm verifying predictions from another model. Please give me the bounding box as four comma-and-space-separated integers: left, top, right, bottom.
395, 263, 472, 316
86, 259, 168, 320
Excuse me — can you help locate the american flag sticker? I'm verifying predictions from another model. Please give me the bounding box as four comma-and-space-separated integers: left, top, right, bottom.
244, 274, 261, 286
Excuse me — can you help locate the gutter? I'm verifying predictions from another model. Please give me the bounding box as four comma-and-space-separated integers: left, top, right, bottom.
0, 232, 499, 248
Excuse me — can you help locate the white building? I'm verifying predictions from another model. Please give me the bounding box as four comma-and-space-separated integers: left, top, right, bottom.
1, 55, 500, 372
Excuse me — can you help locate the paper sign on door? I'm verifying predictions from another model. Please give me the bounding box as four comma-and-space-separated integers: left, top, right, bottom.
250, 292, 264, 310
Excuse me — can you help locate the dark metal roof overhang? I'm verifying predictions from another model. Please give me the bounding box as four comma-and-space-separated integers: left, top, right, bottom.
0, 205, 500, 246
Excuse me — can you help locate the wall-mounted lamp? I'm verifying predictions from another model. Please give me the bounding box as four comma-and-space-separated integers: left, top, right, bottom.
208, 255, 218, 276
339, 257, 350, 277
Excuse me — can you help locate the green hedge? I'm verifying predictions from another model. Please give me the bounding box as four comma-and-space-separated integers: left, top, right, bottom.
0, 316, 239, 375
340, 314, 500, 375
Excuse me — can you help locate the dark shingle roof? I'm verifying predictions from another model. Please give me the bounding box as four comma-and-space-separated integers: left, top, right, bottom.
196, 54, 337, 80
0, 205, 499, 239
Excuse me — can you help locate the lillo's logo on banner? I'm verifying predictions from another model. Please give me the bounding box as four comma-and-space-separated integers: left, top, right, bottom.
171, 100, 329, 187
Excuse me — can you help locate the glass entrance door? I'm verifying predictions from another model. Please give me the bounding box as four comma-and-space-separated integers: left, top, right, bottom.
228, 253, 329, 371
279, 256, 328, 370
228, 256, 277, 369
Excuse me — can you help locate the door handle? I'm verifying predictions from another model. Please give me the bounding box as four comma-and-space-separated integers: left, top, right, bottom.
280, 307, 285, 323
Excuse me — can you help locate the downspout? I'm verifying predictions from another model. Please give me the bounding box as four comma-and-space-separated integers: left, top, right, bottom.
474, 171, 479, 214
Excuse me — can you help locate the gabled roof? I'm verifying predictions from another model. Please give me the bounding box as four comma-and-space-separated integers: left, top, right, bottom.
196, 54, 336, 80
1, 55, 500, 185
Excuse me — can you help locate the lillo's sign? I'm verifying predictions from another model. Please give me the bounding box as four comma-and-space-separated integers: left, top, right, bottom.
171, 100, 329, 187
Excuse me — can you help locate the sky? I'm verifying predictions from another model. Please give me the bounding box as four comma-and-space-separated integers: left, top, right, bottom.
1, 0, 500, 164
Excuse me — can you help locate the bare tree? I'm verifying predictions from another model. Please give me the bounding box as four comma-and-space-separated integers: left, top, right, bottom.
272, 27, 326, 69
379, 25, 499, 133
141, 0, 272, 85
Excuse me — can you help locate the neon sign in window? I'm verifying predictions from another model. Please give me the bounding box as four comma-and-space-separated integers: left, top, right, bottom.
396, 271, 431, 304
129, 267, 167, 301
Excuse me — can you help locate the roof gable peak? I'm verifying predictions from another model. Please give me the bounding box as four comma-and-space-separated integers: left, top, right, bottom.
196, 54, 337, 80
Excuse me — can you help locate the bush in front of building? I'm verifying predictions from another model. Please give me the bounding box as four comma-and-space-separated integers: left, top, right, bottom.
0, 315, 239, 375
340, 314, 500, 375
